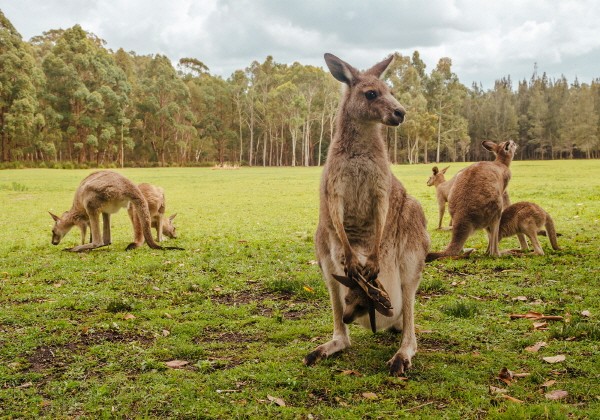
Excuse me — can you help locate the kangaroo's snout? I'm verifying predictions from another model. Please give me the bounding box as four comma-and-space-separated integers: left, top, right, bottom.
394, 108, 405, 123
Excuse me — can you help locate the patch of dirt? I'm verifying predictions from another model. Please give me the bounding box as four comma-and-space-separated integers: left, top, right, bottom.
79, 330, 154, 346
25, 330, 154, 373
28, 346, 65, 373
195, 327, 263, 344
210, 288, 318, 320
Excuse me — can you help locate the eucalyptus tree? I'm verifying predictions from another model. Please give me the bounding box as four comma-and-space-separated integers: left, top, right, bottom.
0, 11, 43, 162
41, 25, 130, 164
425, 57, 469, 163
559, 82, 598, 158
134, 54, 194, 165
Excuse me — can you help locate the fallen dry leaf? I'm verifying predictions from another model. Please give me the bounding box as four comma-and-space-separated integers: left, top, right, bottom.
16, 382, 33, 389
545, 390, 568, 400
123, 313, 136, 320
533, 321, 549, 330
581, 310, 591, 317
510, 311, 563, 321
165, 360, 189, 369
490, 385, 507, 394
513, 296, 528, 301
501, 394, 523, 403
525, 341, 547, 353
541, 380, 556, 388
340, 369, 362, 377
513, 373, 531, 378
267, 395, 286, 406
303, 286, 314, 293
162, 329, 170, 337
362, 392, 378, 400
543, 355, 566, 364
164, 313, 172, 319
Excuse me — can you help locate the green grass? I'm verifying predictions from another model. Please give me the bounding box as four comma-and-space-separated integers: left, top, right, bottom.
0, 160, 598, 418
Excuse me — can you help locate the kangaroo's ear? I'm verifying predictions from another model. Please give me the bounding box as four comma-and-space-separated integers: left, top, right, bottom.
441, 166, 450, 174
169, 213, 177, 221
365, 54, 394, 79
49, 211, 60, 222
432, 166, 439, 175
482, 141, 497, 152
324, 53, 359, 85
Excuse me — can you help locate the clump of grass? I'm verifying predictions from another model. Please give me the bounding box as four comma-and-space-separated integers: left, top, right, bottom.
550, 322, 600, 341
106, 298, 133, 313
419, 278, 448, 294
443, 301, 479, 318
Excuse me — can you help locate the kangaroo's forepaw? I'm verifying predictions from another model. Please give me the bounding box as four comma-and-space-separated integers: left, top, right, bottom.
304, 349, 326, 366
125, 242, 141, 251
387, 353, 412, 377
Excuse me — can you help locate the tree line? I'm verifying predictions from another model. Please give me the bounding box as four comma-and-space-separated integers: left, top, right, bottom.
1, 11, 599, 168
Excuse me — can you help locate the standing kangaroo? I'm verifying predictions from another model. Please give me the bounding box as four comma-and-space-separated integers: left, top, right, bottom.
127, 183, 177, 243
499, 201, 560, 255
49, 171, 180, 252
304, 53, 429, 376
426, 140, 517, 261
427, 165, 455, 229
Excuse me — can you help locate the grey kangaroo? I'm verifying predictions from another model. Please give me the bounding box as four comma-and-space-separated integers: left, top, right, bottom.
304, 53, 429, 376
49, 171, 181, 252
426, 140, 517, 261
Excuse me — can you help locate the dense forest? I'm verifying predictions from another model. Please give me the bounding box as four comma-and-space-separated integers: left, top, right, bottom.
1, 11, 599, 168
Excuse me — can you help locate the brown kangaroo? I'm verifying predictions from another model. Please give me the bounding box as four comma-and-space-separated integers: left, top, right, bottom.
49, 171, 181, 252
427, 165, 455, 229
426, 140, 517, 261
499, 201, 560, 255
127, 183, 177, 243
304, 53, 430, 376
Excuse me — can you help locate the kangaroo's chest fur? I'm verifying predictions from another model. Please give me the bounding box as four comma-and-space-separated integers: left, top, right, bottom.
325, 152, 391, 246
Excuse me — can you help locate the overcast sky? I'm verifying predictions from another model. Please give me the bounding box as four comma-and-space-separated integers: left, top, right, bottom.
3, 0, 600, 89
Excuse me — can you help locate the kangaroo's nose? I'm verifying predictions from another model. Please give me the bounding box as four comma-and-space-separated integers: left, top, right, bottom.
394, 108, 406, 122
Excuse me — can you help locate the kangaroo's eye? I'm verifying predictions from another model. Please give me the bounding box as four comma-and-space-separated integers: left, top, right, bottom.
365, 90, 377, 100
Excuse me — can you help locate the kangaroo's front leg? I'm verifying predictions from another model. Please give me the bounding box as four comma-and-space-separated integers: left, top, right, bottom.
328, 196, 360, 280
363, 196, 388, 281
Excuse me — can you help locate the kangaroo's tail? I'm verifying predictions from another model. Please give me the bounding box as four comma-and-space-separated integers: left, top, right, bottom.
544, 213, 560, 250
426, 222, 472, 262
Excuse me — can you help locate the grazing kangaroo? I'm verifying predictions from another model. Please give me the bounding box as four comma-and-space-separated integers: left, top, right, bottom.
49, 171, 180, 252
499, 201, 560, 255
426, 140, 517, 261
304, 53, 430, 376
427, 165, 455, 229
127, 183, 177, 243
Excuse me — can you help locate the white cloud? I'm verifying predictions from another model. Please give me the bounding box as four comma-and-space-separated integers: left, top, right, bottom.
3, 0, 600, 88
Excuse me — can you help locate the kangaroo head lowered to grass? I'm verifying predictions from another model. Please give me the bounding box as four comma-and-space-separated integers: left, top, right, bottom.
499, 201, 560, 255
127, 183, 178, 243
304, 53, 430, 376
49, 171, 182, 252
426, 140, 517, 262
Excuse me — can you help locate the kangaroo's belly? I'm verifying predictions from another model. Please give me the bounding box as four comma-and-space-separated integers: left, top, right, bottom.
100, 199, 130, 214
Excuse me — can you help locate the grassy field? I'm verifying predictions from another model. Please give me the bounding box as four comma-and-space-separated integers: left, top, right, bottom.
0, 160, 598, 419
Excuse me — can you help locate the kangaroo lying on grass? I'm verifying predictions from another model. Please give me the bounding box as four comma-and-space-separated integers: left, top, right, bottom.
304, 53, 429, 376
426, 140, 517, 261
427, 165, 455, 229
499, 201, 560, 255
128, 183, 177, 243
49, 171, 182, 252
